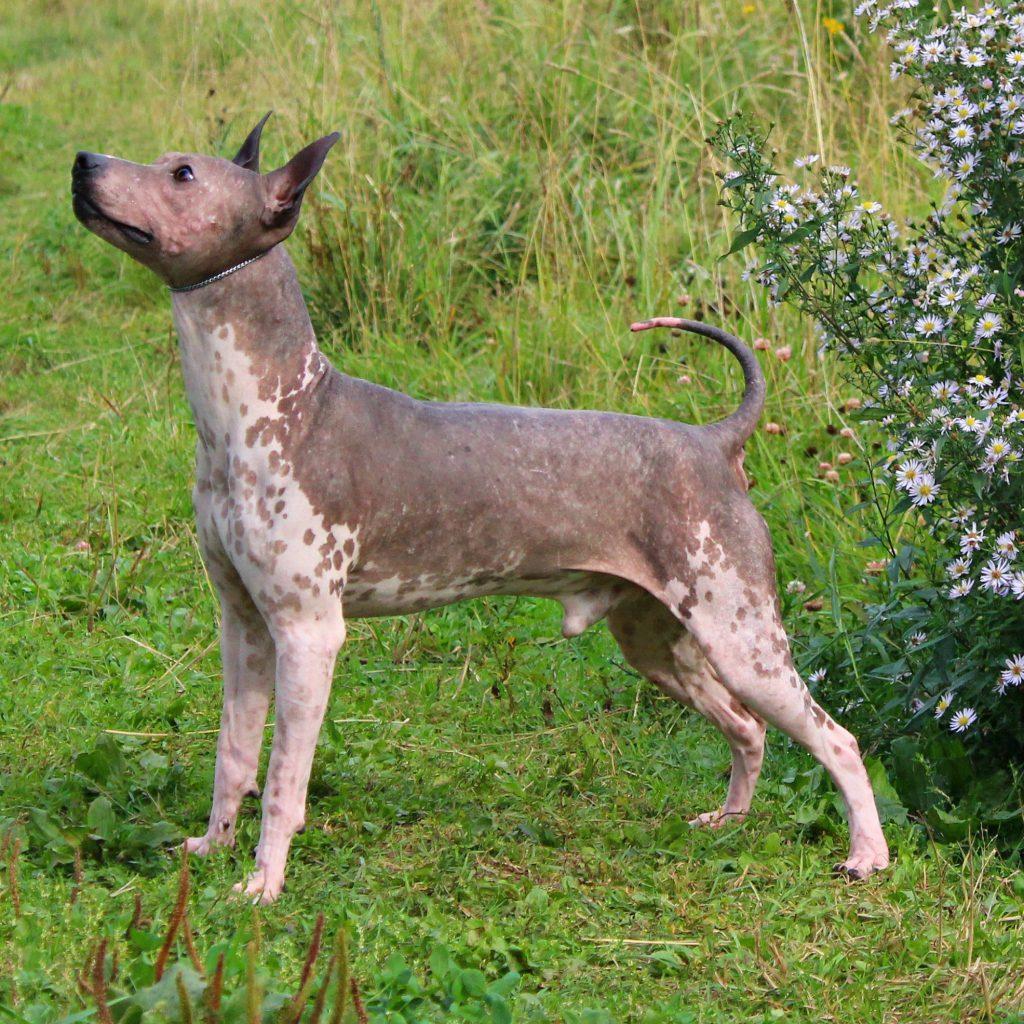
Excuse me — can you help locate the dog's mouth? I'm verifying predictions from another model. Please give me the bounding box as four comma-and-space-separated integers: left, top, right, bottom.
72, 188, 154, 247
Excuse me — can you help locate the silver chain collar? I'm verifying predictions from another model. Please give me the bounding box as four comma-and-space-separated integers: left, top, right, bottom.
168, 248, 274, 294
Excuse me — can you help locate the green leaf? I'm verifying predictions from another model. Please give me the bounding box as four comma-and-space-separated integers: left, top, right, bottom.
866, 757, 909, 825
722, 227, 761, 256
86, 796, 117, 841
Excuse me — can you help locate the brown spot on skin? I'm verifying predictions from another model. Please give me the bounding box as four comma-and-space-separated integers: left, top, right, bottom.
303, 529, 315, 544
342, 537, 355, 556
274, 500, 285, 513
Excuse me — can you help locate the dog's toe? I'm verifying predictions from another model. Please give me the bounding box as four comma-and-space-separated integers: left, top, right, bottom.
689, 809, 745, 829
185, 835, 215, 857
834, 853, 889, 881
233, 868, 283, 905
690, 811, 724, 829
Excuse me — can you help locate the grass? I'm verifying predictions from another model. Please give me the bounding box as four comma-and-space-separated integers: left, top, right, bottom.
2, 0, 1024, 1020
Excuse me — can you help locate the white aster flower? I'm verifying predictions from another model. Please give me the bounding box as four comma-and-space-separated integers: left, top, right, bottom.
1001, 654, 1024, 688
909, 474, 939, 505
947, 556, 971, 578
949, 707, 977, 733
960, 524, 985, 553
975, 312, 1002, 337
980, 558, 1012, 593
915, 314, 944, 336
996, 531, 1018, 558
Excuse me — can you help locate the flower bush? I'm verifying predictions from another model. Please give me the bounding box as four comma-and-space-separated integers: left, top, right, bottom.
711, 1, 1024, 821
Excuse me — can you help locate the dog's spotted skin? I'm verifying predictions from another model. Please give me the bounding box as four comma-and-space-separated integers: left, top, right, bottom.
71, 118, 889, 902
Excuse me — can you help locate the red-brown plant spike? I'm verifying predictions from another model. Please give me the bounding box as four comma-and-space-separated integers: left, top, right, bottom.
327, 930, 349, 1024
155, 847, 191, 981
70, 846, 84, 907
8, 836, 21, 918
283, 913, 325, 1024
300, 914, 325, 991
91, 939, 115, 1024
349, 977, 368, 1024
203, 952, 225, 1023
128, 892, 144, 935
183, 916, 204, 975
307, 951, 338, 1024
177, 971, 196, 1024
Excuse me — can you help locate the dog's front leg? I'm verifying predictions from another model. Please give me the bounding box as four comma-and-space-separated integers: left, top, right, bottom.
186, 595, 275, 855
235, 612, 345, 905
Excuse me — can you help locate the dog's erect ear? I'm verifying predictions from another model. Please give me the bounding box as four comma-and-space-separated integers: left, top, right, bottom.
261, 132, 340, 230
232, 111, 273, 171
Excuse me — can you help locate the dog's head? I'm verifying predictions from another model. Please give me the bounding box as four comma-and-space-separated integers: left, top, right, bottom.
71, 113, 338, 289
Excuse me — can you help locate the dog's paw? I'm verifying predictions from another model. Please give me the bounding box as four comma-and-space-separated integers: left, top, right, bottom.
233, 868, 284, 905
689, 809, 746, 829
834, 847, 890, 881
184, 833, 232, 857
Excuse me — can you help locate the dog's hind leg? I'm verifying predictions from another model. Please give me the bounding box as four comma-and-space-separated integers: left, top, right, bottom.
608, 588, 766, 826
661, 509, 889, 878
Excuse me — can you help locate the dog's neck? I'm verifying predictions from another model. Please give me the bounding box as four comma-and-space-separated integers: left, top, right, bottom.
170, 244, 330, 455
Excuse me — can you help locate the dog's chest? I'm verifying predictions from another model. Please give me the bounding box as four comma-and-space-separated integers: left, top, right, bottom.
175, 314, 359, 615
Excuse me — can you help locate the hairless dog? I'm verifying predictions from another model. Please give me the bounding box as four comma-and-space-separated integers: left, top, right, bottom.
71, 115, 889, 903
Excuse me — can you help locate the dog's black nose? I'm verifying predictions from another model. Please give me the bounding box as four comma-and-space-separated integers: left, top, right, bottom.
73, 151, 104, 175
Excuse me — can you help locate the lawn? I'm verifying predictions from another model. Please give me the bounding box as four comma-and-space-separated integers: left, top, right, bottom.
2, 1, 1024, 1021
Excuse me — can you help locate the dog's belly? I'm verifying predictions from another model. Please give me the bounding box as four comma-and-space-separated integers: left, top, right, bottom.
342, 566, 626, 630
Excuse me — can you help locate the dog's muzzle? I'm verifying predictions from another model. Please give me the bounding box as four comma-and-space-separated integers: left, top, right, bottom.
71, 152, 154, 247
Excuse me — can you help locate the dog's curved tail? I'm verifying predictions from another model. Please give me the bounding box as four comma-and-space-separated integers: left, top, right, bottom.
630, 317, 765, 448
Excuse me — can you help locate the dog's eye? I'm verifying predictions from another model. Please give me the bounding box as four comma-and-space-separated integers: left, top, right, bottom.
173, 165, 195, 183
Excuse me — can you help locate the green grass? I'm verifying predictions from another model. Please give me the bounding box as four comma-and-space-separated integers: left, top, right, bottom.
2, 0, 1024, 1020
